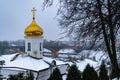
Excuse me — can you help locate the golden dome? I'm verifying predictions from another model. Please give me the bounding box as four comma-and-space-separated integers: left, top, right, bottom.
24, 7, 43, 37
24, 20, 43, 37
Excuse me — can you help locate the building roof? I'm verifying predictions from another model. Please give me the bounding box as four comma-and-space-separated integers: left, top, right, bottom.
0, 53, 49, 72
59, 49, 75, 53
43, 57, 66, 66
0, 53, 67, 72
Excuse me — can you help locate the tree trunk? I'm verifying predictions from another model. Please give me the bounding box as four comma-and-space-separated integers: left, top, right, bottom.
97, 0, 119, 78
107, 0, 119, 78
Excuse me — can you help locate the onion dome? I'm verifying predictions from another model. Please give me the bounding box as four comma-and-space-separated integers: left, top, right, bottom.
24, 7, 43, 37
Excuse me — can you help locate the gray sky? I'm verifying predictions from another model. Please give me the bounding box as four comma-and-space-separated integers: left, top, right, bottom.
0, 0, 64, 41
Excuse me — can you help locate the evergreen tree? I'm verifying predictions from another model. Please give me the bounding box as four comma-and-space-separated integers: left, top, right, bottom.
82, 64, 99, 80
8, 73, 25, 80
25, 71, 34, 80
8, 74, 19, 80
66, 64, 82, 80
8, 72, 34, 80
48, 67, 63, 80
99, 61, 109, 80
17, 73, 25, 80
0, 74, 3, 80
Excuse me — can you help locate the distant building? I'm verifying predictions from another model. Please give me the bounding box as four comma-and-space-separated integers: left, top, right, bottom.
0, 7, 67, 80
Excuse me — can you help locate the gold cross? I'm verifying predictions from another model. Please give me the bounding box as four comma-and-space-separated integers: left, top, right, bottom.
31, 7, 36, 20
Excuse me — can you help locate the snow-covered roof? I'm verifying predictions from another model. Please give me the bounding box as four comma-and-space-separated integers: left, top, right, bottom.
0, 53, 50, 72
43, 57, 67, 65
59, 49, 75, 53
0, 53, 67, 72
43, 48, 51, 52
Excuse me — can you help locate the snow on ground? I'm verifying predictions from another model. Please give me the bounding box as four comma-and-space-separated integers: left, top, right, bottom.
112, 78, 120, 80
43, 50, 108, 72
65, 59, 98, 72
79, 50, 109, 62
76, 59, 98, 71
88, 50, 108, 61
61, 50, 111, 80
63, 75, 67, 80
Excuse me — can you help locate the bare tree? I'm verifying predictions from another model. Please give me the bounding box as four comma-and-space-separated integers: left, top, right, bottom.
43, 0, 120, 78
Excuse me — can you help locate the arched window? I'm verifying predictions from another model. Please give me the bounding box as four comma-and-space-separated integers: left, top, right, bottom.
27, 42, 31, 51
40, 43, 42, 51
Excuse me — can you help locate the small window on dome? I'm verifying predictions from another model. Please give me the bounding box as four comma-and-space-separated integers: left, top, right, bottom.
28, 42, 31, 51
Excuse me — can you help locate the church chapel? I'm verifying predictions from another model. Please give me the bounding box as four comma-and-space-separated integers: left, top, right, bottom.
0, 7, 67, 80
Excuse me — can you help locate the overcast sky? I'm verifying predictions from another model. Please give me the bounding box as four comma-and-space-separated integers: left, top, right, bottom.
0, 0, 65, 41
